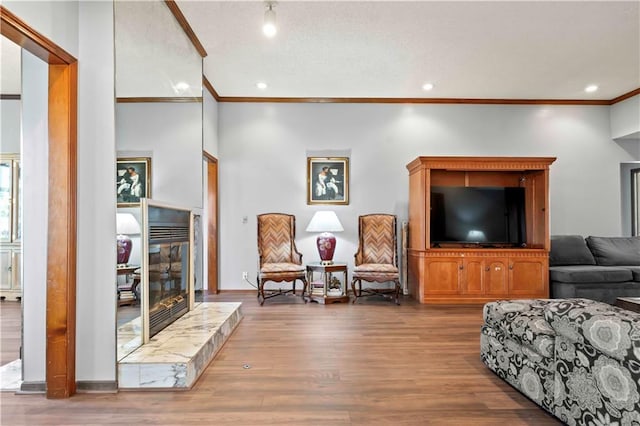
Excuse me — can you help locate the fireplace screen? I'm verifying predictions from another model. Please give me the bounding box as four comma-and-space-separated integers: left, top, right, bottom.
145, 203, 191, 338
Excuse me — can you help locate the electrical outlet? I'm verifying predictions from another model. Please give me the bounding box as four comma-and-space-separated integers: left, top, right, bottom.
242, 271, 248, 280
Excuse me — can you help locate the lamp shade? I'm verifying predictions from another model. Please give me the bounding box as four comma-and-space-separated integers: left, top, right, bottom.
116, 213, 140, 265
306, 211, 343, 264
117, 213, 141, 235
305, 211, 344, 233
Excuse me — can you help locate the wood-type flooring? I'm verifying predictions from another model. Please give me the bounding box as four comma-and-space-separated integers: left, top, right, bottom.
0, 292, 560, 425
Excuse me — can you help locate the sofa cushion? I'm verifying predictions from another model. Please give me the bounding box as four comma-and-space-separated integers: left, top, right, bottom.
483, 300, 555, 359
549, 235, 596, 266
549, 265, 634, 283
586, 236, 640, 266
624, 266, 640, 281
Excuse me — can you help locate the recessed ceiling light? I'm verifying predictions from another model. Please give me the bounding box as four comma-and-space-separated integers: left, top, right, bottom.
256, 82, 268, 90
422, 83, 434, 91
584, 84, 598, 93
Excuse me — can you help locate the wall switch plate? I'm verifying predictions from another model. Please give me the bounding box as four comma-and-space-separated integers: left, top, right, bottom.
242, 271, 248, 280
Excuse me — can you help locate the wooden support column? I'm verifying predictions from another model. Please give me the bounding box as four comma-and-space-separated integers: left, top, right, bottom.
204, 152, 219, 294
46, 62, 77, 398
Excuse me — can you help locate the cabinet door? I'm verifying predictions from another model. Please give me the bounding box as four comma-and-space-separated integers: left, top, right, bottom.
462, 258, 483, 294
509, 258, 545, 295
485, 259, 509, 295
0, 249, 12, 290
425, 259, 461, 293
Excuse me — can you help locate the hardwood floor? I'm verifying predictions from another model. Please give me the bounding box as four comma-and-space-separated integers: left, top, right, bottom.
0, 301, 21, 366
0, 292, 560, 425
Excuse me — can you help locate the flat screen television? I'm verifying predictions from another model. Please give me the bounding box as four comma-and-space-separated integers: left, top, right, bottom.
430, 186, 526, 246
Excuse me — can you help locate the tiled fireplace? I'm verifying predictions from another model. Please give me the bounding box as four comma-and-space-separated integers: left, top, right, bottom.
143, 201, 192, 340
116, 200, 244, 390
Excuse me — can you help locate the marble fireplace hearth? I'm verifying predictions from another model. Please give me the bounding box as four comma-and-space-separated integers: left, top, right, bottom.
117, 302, 242, 389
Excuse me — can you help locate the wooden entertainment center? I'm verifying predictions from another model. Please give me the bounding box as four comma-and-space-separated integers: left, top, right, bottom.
406, 156, 556, 304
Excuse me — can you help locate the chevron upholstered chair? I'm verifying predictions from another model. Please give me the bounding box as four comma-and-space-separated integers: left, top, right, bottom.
351, 214, 401, 305
257, 213, 308, 305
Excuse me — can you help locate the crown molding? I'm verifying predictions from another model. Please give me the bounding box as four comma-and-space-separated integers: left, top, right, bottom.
203, 76, 220, 102
164, 0, 207, 58
116, 97, 202, 103
215, 96, 613, 105
609, 88, 640, 105
202, 69, 638, 105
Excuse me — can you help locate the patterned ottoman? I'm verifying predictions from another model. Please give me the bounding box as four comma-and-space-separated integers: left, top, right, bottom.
481, 298, 640, 425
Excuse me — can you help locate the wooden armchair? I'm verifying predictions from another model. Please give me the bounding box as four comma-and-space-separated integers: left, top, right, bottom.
257, 213, 308, 305
351, 214, 401, 305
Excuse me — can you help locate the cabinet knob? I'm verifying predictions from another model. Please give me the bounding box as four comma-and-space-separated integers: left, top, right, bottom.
459, 265, 464, 270
509, 264, 514, 270
485, 267, 490, 271
7, 266, 11, 271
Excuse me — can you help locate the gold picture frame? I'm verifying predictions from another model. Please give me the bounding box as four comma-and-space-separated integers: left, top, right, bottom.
116, 157, 151, 207
307, 157, 349, 205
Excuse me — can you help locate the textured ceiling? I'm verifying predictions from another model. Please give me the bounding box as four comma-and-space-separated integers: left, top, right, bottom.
178, 1, 640, 100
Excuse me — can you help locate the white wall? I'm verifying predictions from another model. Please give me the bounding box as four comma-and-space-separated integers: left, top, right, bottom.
203, 89, 219, 157
0, 100, 21, 153
116, 102, 203, 209
20, 49, 48, 384
611, 94, 640, 140
218, 102, 636, 290
0, 37, 22, 95
75, 0, 116, 383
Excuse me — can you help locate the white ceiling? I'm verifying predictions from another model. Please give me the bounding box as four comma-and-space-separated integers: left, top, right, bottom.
178, 0, 640, 100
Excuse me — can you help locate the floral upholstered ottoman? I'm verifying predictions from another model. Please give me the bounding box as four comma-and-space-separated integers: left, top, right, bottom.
481, 298, 640, 425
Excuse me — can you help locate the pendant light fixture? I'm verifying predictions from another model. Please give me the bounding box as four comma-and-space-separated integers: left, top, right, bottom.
263, 2, 277, 38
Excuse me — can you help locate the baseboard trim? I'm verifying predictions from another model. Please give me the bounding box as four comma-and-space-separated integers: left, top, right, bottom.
216, 289, 256, 294
18, 381, 46, 394
76, 380, 118, 393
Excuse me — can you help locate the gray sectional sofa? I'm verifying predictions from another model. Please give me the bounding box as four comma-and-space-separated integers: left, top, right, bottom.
481, 298, 640, 425
549, 235, 640, 304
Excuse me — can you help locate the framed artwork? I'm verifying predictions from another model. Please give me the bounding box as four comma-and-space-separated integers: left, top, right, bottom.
307, 157, 349, 205
117, 157, 151, 207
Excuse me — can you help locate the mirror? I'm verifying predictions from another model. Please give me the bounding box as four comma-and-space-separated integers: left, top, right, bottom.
0, 36, 22, 379
114, 0, 204, 360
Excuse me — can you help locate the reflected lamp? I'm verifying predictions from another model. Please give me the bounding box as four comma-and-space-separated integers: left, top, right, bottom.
116, 213, 141, 266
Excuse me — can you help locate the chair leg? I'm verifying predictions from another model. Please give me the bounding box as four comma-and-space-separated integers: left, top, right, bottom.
301, 277, 308, 303
351, 278, 359, 304
258, 279, 265, 306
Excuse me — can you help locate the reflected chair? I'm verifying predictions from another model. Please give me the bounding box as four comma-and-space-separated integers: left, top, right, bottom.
351, 214, 401, 305
257, 213, 308, 305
